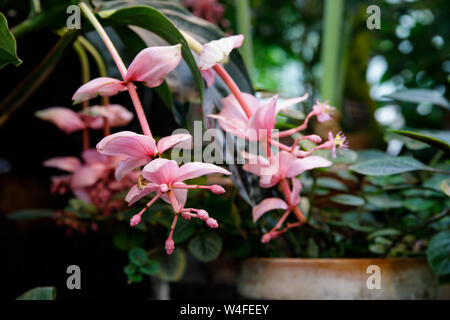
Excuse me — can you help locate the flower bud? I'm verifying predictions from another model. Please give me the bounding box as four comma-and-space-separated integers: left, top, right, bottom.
206, 217, 219, 228
160, 183, 169, 193
197, 209, 209, 220
165, 238, 175, 255
307, 135, 322, 144
261, 233, 272, 243
130, 214, 141, 227
210, 185, 225, 194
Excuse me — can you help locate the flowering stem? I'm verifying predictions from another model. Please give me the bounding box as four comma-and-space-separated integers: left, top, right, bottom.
279, 178, 306, 223
167, 190, 181, 213
79, 2, 153, 138
179, 30, 253, 118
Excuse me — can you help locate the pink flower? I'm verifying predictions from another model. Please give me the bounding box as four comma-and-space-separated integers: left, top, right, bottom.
73, 45, 182, 104
242, 150, 332, 188
252, 178, 302, 222
96, 131, 192, 181
184, 0, 228, 27
80, 104, 133, 129
165, 238, 175, 255
125, 158, 231, 207
328, 131, 349, 158
198, 35, 244, 70
312, 100, 335, 123
209, 93, 308, 141
35, 107, 86, 134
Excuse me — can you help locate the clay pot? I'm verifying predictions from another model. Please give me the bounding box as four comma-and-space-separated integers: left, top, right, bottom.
237, 257, 438, 300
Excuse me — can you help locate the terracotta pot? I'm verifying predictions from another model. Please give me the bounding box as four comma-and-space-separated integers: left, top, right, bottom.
237, 257, 439, 300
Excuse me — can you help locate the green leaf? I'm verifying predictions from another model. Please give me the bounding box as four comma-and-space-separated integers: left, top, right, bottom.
427, 231, 450, 276
17, 287, 56, 300
384, 132, 430, 151
350, 156, 430, 176
316, 177, 349, 191
388, 129, 450, 152
385, 88, 449, 109
112, 226, 146, 251
331, 194, 365, 206
123, 263, 137, 275
139, 260, 159, 275
128, 247, 148, 266
368, 228, 400, 240
441, 179, 450, 197
151, 248, 187, 282
366, 194, 403, 209
172, 218, 195, 244
0, 12, 21, 69
0, 31, 77, 125
188, 232, 222, 262
7, 209, 54, 220
403, 198, 436, 213
127, 273, 143, 283
97, 5, 204, 102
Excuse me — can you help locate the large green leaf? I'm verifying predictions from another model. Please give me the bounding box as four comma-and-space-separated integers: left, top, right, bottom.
0, 31, 78, 125
331, 194, 365, 206
188, 232, 222, 262
17, 287, 56, 300
0, 12, 21, 69
388, 129, 450, 152
96, 4, 204, 102
427, 231, 450, 276
350, 156, 430, 176
385, 88, 449, 109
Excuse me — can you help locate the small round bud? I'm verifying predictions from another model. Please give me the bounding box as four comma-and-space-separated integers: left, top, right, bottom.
206, 218, 219, 228
197, 209, 209, 221
261, 233, 272, 243
130, 214, 141, 227
165, 238, 175, 255
210, 185, 225, 194
160, 183, 169, 192
307, 135, 322, 144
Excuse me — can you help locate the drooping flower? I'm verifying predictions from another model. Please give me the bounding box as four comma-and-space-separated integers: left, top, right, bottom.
96, 131, 192, 181
312, 100, 335, 123
198, 35, 244, 70
242, 150, 332, 188
36, 107, 86, 134
37, 105, 134, 133
209, 93, 308, 141
72, 45, 182, 104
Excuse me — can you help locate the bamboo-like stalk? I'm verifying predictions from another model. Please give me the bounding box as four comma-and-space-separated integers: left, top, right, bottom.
235, 0, 254, 77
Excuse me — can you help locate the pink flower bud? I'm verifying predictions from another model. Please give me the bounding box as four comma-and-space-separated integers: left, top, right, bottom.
261, 233, 272, 243
181, 212, 192, 220
206, 218, 219, 228
160, 183, 169, 192
197, 209, 209, 220
165, 238, 175, 255
307, 135, 322, 144
210, 185, 225, 194
130, 214, 141, 227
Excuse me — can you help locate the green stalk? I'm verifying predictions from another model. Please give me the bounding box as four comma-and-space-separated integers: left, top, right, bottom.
77, 36, 108, 77
320, 0, 344, 107
235, 0, 254, 77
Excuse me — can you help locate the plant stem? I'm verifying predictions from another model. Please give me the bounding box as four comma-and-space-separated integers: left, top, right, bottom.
79, 2, 153, 138
280, 178, 306, 223
235, 0, 254, 76
179, 30, 253, 118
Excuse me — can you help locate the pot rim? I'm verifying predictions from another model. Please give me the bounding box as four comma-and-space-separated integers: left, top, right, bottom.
244, 257, 427, 264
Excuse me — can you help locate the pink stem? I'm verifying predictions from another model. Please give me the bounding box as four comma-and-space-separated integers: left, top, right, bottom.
279, 178, 306, 223
79, 3, 152, 138
213, 64, 253, 118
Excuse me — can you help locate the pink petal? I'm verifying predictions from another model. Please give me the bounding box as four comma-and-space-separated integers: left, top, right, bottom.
35, 107, 85, 134
248, 95, 278, 132
96, 131, 156, 158
221, 92, 258, 122
73, 188, 92, 204
71, 164, 105, 189
142, 158, 180, 185
276, 93, 308, 113
83, 104, 134, 129
175, 162, 231, 182
201, 69, 216, 87
81, 149, 108, 165
252, 198, 288, 222
242, 152, 277, 178
285, 156, 332, 178
43, 157, 81, 172
157, 134, 193, 154
125, 45, 182, 88
290, 178, 302, 206
161, 186, 188, 208
198, 35, 244, 70
115, 157, 149, 181
125, 183, 160, 205
72, 77, 127, 104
